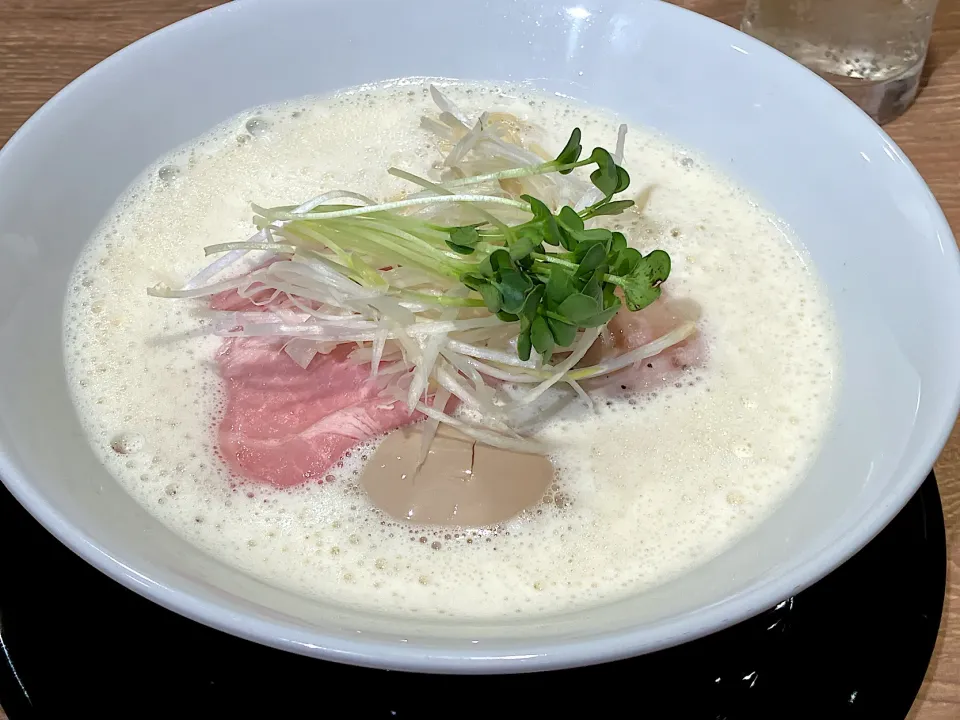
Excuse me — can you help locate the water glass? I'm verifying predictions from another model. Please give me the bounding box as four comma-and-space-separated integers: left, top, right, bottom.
741, 0, 940, 124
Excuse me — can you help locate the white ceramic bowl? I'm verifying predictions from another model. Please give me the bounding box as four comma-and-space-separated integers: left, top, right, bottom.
0, 0, 958, 673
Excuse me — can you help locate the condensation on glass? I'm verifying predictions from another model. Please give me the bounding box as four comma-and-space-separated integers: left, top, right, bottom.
741, 0, 940, 124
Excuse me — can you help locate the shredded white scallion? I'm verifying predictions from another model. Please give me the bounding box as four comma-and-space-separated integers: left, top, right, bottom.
149, 90, 694, 457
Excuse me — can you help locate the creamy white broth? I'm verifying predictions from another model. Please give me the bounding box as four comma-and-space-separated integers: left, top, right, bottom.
63, 80, 839, 618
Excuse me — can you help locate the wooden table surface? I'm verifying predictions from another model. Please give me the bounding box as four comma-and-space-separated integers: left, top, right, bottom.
0, 0, 957, 716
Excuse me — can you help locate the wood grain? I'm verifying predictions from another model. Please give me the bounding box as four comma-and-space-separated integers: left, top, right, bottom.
0, 1, 957, 717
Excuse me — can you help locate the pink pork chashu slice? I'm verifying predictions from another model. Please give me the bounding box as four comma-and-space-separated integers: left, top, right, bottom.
210, 283, 422, 488
580, 293, 706, 395
215, 337, 420, 488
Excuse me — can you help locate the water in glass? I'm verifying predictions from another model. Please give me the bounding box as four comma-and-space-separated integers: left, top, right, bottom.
741, 0, 939, 123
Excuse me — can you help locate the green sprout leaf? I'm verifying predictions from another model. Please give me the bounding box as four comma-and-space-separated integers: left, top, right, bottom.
495, 269, 532, 314
540, 213, 563, 247
581, 269, 604, 303
588, 147, 619, 197
611, 231, 628, 254
611, 247, 642, 277
517, 328, 533, 361
575, 243, 608, 280
479, 248, 513, 278
530, 315, 555, 357
520, 284, 545, 324
508, 231, 539, 262
461, 272, 486, 292
556, 206, 586, 252
639, 248, 671, 285
523, 195, 553, 222
621, 249, 672, 311
446, 226, 480, 254
547, 316, 578, 347
583, 303, 621, 327
571, 227, 613, 246
621, 279, 661, 311
479, 283, 502, 313
557, 293, 602, 325
557, 206, 584, 232
583, 199, 635, 219
554, 128, 583, 172
603, 283, 620, 310
545, 266, 575, 307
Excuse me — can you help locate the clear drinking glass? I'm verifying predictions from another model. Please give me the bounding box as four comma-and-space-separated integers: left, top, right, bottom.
741, 0, 940, 124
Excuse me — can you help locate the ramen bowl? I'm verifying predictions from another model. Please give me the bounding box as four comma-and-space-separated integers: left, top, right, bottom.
0, 0, 958, 672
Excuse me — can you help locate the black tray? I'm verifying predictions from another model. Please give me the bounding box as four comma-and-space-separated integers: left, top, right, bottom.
0, 473, 945, 719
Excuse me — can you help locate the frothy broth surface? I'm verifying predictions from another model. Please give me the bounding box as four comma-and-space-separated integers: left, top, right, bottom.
64, 80, 839, 618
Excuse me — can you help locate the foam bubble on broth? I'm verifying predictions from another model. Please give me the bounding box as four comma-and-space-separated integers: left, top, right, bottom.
63, 79, 839, 618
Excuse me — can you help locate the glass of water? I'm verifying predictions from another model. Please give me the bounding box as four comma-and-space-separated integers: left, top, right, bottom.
741, 0, 940, 124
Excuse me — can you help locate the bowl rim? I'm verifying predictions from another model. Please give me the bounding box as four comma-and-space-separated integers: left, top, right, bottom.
1, 0, 958, 673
